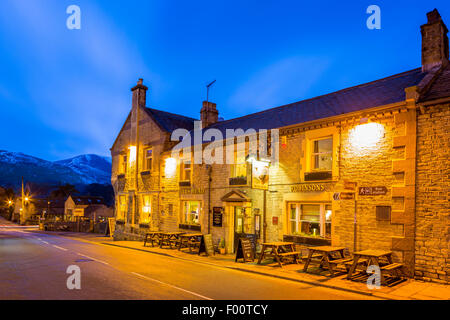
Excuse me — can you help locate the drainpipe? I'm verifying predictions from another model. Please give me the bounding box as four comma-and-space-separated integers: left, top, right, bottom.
263, 189, 267, 242
207, 165, 212, 234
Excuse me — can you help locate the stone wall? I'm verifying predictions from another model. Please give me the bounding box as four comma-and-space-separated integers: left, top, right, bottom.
415, 102, 449, 283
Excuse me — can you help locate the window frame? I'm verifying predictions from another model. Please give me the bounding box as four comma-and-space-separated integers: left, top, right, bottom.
310, 136, 333, 172
119, 154, 128, 174
144, 147, 153, 172
140, 194, 151, 223
118, 195, 127, 220
287, 202, 332, 239
181, 200, 201, 225
180, 158, 192, 183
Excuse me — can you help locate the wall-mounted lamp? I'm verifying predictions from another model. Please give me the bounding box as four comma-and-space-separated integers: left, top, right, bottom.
128, 146, 137, 163
164, 157, 177, 178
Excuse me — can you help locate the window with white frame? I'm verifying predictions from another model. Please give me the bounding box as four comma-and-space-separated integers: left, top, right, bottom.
288, 203, 332, 239
182, 200, 200, 225
311, 137, 333, 171
144, 148, 153, 171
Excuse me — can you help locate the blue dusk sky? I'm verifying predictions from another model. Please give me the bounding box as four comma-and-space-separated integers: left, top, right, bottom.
0, 0, 449, 160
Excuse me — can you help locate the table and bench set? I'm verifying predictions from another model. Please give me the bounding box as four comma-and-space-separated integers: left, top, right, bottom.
143, 231, 204, 253
143, 231, 405, 286
257, 242, 406, 285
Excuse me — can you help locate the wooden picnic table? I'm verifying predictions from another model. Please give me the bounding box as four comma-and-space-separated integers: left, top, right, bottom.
177, 233, 203, 252
347, 249, 402, 284
257, 242, 300, 268
303, 246, 348, 276
159, 232, 185, 249
143, 231, 163, 247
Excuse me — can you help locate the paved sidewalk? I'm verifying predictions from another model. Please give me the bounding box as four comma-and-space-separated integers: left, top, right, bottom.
29, 230, 450, 300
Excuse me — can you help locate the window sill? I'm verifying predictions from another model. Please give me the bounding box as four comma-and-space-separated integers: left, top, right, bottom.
229, 177, 248, 186
283, 234, 331, 246
179, 224, 201, 231
304, 171, 332, 181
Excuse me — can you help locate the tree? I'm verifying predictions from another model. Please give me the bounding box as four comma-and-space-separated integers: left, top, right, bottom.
50, 184, 78, 199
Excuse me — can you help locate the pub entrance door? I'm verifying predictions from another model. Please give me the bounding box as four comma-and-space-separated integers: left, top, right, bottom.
233, 206, 246, 253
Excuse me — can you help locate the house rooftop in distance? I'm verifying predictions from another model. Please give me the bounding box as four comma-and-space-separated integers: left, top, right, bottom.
71, 196, 105, 206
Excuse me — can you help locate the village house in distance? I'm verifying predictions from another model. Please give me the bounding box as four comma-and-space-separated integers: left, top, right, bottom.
110, 9, 449, 284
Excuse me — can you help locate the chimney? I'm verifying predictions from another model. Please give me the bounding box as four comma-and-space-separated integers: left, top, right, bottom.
131, 78, 148, 110
200, 101, 219, 128
421, 9, 449, 72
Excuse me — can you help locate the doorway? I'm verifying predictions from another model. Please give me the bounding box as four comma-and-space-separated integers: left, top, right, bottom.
233, 206, 246, 252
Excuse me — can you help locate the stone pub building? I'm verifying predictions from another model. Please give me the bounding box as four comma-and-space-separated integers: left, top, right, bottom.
111, 10, 449, 283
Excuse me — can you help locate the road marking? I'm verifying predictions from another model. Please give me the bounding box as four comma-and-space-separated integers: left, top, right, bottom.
52, 245, 68, 251
77, 253, 109, 265
41, 241, 49, 244
131, 272, 213, 300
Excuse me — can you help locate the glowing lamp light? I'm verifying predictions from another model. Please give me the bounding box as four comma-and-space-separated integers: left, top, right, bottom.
165, 157, 177, 178
128, 146, 137, 163
143, 206, 151, 213
349, 122, 384, 151
25, 197, 29, 202
325, 209, 332, 221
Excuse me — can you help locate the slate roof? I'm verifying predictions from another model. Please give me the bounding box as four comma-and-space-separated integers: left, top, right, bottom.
420, 63, 450, 102
144, 108, 197, 132
203, 67, 428, 134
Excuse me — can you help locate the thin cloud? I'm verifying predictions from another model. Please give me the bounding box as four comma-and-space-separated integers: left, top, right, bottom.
228, 56, 330, 113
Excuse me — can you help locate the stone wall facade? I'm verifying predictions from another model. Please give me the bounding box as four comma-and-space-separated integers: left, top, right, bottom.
415, 102, 450, 283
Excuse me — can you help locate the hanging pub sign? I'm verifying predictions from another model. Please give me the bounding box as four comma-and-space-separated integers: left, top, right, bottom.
235, 238, 255, 263
252, 160, 269, 190
198, 234, 215, 256
359, 186, 388, 196
212, 207, 223, 227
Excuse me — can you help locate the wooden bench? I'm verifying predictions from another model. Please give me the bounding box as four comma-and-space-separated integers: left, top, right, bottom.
381, 263, 404, 277
381, 263, 403, 271
144, 232, 160, 247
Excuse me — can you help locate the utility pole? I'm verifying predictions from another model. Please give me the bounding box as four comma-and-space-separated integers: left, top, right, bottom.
21, 176, 24, 225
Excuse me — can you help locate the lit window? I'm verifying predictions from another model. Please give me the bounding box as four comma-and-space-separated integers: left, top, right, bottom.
144, 148, 153, 171
288, 203, 332, 239
311, 137, 332, 171
182, 201, 200, 225
180, 159, 192, 182
141, 195, 151, 223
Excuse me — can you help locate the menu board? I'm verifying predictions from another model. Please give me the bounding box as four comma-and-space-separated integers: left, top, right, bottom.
235, 238, 255, 263
212, 207, 223, 227
198, 234, 215, 256
107, 218, 116, 237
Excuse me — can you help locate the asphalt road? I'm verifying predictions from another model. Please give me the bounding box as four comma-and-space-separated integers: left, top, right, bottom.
0, 226, 376, 300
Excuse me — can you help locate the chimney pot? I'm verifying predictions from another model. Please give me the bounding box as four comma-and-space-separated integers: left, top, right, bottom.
200, 101, 219, 128
421, 9, 449, 72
